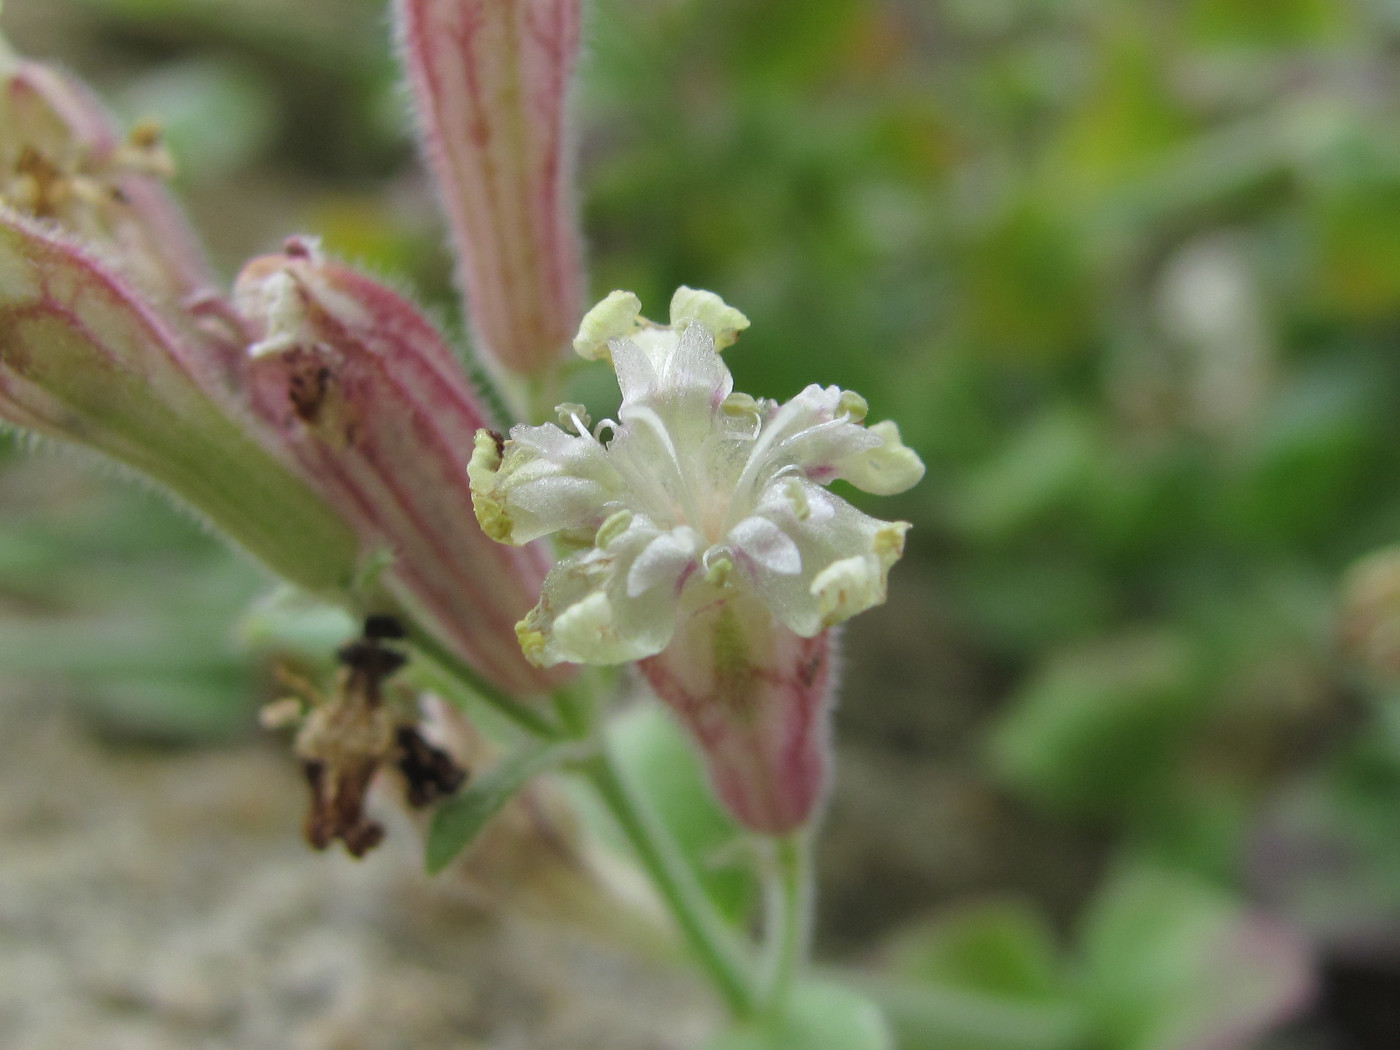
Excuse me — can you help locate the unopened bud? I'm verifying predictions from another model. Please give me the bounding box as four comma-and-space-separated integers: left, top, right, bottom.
398, 0, 585, 381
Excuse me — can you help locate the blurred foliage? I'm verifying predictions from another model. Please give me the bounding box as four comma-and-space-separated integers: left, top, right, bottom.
0, 448, 265, 740
707, 979, 892, 1050
9, 0, 1400, 1043
878, 865, 1311, 1050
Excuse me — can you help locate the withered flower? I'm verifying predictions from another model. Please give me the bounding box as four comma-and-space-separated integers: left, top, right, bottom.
265, 616, 467, 857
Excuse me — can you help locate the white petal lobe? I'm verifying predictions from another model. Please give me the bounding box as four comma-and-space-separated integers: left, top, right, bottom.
729, 516, 802, 576
627, 529, 698, 597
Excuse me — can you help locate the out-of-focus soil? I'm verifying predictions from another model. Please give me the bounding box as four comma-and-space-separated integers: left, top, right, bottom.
0, 691, 714, 1050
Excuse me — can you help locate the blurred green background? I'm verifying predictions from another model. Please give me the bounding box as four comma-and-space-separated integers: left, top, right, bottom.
6, 0, 1400, 1047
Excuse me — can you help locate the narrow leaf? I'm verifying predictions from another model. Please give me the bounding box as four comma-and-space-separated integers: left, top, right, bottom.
425, 740, 566, 874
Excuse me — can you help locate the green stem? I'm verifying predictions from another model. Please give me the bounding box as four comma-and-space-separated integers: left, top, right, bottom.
581, 741, 759, 1018
406, 623, 564, 740
764, 831, 814, 1017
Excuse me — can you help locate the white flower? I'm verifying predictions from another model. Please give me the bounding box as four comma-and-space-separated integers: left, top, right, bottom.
469, 287, 925, 667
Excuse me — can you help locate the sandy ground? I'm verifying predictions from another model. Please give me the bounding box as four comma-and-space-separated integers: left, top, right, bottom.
0, 690, 716, 1050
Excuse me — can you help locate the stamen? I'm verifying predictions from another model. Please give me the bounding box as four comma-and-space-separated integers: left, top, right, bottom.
702, 546, 734, 586
782, 476, 811, 521
720, 392, 763, 441
595, 509, 634, 549
555, 402, 592, 435
837, 390, 868, 423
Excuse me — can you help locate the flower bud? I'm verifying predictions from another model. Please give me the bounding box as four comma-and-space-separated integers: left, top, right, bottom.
235, 244, 569, 698
639, 587, 836, 836
0, 210, 361, 592
397, 0, 584, 381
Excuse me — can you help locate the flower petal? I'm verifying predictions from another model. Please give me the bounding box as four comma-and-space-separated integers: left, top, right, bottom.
729, 515, 802, 576
614, 321, 734, 441
739, 479, 910, 636
627, 527, 700, 598
473, 421, 627, 544
834, 419, 926, 495
727, 384, 877, 511
515, 517, 689, 666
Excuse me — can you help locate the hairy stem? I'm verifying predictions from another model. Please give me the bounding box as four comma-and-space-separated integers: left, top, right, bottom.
580, 740, 759, 1018
764, 830, 815, 1017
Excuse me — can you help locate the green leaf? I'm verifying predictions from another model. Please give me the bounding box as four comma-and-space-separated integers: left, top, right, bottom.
886, 900, 1064, 1000
874, 900, 1087, 1050
1079, 863, 1314, 1050
424, 741, 565, 875
947, 408, 1097, 541
237, 589, 358, 664
706, 980, 891, 1050
873, 981, 1085, 1050
80, 672, 255, 744
1186, 0, 1352, 46
989, 630, 1203, 819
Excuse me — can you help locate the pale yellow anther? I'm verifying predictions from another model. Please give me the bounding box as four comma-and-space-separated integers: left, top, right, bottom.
467, 428, 502, 475
669, 286, 750, 350
837, 390, 868, 424
783, 477, 811, 521
595, 509, 634, 549
115, 118, 175, 179
874, 522, 910, 562
704, 553, 734, 587
467, 430, 514, 543
721, 391, 761, 418
555, 401, 592, 431
573, 289, 642, 360
516, 622, 549, 667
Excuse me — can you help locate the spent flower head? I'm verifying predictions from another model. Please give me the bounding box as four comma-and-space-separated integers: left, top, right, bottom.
470, 287, 925, 669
